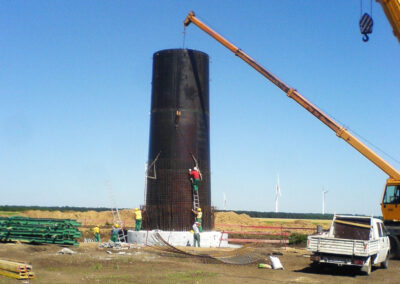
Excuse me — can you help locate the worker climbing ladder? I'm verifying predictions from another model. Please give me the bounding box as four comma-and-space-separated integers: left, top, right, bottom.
111, 207, 126, 242
106, 181, 126, 242
190, 154, 202, 211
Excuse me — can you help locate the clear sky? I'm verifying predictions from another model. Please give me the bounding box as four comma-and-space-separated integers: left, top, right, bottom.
1, 1, 399, 216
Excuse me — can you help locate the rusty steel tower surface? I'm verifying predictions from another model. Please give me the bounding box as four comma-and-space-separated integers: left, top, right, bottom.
144, 49, 212, 231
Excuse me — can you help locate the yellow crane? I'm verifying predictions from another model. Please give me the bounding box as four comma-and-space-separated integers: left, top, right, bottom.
184, 10, 400, 257
377, 0, 400, 43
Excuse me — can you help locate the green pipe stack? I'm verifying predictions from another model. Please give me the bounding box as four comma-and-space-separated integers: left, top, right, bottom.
0, 216, 82, 246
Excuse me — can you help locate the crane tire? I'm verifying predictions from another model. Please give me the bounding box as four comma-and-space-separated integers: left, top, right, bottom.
389, 236, 400, 259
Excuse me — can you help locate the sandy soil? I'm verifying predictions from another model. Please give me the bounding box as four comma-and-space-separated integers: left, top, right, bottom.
5, 210, 331, 232
0, 242, 398, 284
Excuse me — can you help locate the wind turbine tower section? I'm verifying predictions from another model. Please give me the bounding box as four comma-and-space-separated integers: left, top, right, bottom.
144, 49, 212, 231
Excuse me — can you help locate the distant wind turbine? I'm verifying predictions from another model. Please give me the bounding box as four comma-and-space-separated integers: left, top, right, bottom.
322, 189, 329, 215
223, 192, 227, 210
275, 174, 281, 213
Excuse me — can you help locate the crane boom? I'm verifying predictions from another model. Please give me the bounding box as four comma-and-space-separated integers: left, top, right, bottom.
377, 0, 400, 43
184, 11, 400, 181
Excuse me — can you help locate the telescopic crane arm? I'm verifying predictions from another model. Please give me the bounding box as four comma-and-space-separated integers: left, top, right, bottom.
184, 11, 400, 181
377, 0, 400, 43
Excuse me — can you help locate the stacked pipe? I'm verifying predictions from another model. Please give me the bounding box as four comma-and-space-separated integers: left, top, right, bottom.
0, 216, 82, 246
0, 259, 35, 280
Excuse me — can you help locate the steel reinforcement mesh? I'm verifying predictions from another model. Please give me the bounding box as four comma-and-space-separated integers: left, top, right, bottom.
144, 49, 211, 231
144, 158, 212, 231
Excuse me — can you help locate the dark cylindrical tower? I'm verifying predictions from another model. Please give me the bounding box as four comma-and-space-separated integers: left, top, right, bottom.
144, 49, 211, 231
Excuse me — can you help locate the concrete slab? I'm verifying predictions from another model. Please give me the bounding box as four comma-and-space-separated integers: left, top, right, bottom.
127, 230, 229, 248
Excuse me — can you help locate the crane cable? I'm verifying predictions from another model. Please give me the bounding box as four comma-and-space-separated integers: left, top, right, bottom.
316, 101, 400, 167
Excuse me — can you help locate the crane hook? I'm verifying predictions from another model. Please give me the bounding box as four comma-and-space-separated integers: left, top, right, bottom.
362, 33, 369, 42
359, 13, 373, 43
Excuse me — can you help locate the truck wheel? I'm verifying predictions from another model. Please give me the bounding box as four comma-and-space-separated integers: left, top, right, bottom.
365, 261, 372, 276
381, 253, 389, 269
362, 260, 372, 276
310, 262, 321, 271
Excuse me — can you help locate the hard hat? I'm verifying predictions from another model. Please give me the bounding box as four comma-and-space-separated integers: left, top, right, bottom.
194, 167, 198, 171
115, 224, 119, 228
190, 230, 194, 233
134, 208, 138, 211
197, 208, 201, 212
195, 221, 200, 224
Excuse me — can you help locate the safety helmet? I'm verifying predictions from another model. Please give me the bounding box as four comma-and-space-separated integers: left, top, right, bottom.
194, 167, 198, 171
197, 208, 201, 212
134, 208, 138, 211
115, 224, 119, 228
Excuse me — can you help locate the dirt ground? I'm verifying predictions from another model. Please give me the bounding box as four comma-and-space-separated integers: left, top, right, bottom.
0, 242, 398, 284
1, 211, 396, 283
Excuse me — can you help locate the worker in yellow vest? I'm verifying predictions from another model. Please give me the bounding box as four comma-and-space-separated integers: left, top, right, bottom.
134, 208, 142, 231
93, 225, 101, 242
192, 208, 202, 232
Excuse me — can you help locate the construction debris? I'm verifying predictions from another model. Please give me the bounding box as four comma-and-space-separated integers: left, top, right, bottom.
98, 241, 134, 249
0, 216, 81, 246
270, 256, 284, 270
57, 248, 76, 255
258, 263, 272, 269
0, 259, 35, 280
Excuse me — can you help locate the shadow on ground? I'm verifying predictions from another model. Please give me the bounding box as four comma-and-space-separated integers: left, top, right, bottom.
294, 264, 373, 278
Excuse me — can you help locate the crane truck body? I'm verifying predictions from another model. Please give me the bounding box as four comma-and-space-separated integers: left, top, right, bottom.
184, 10, 400, 257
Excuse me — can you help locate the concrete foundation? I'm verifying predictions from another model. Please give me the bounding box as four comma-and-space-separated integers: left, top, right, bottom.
127, 230, 229, 248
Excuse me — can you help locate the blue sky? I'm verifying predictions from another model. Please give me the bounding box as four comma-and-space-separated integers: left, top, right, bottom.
1, 1, 399, 216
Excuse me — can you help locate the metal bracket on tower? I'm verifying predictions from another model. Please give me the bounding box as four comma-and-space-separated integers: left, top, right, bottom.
191, 153, 203, 180
146, 151, 161, 180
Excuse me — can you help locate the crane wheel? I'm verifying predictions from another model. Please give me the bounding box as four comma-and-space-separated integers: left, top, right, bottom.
389, 235, 400, 259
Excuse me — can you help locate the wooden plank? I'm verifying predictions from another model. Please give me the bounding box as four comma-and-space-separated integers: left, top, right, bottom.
334, 219, 371, 228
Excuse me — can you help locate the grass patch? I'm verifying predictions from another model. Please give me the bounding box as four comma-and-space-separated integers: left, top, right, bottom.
263, 220, 278, 224
165, 271, 217, 283
0, 211, 21, 216
288, 233, 308, 245
91, 263, 103, 271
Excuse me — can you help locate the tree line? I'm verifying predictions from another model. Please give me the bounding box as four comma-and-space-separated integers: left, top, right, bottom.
0, 205, 112, 212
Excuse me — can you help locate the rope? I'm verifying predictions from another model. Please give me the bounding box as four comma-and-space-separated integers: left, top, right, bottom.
182, 26, 187, 49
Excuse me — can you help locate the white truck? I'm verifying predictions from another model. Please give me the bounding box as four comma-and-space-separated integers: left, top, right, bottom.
307, 215, 390, 275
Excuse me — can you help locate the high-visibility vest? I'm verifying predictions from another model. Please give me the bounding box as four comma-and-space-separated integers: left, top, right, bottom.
197, 212, 202, 219
93, 227, 99, 234
135, 210, 142, 220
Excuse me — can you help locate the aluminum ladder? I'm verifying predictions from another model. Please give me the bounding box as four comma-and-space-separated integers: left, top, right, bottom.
193, 190, 200, 211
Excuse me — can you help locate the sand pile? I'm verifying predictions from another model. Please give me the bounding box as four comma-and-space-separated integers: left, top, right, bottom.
215, 212, 265, 226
